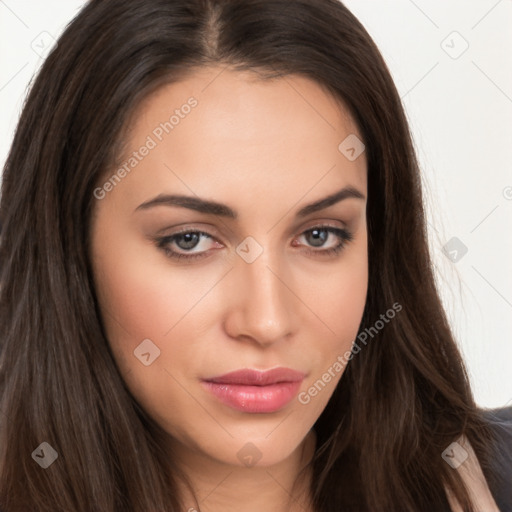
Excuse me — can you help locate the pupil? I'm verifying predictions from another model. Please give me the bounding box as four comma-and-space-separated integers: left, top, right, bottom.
308, 229, 327, 247
177, 233, 199, 250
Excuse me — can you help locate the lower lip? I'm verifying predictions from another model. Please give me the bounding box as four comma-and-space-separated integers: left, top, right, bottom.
202, 380, 302, 413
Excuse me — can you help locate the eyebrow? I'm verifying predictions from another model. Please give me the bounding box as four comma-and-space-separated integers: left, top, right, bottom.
134, 185, 365, 219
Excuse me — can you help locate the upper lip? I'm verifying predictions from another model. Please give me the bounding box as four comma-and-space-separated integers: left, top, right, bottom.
204, 367, 305, 386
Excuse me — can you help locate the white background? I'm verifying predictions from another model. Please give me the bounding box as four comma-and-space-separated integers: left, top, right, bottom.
0, 0, 511, 408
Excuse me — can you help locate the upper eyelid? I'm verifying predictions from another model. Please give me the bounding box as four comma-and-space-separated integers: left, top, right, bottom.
156, 225, 352, 262
162, 219, 347, 238
165, 223, 345, 239
162, 224, 349, 249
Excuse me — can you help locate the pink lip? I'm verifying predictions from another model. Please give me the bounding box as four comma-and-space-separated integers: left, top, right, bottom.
202, 368, 305, 413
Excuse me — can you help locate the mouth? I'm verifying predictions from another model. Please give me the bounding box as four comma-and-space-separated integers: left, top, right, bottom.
202, 367, 305, 413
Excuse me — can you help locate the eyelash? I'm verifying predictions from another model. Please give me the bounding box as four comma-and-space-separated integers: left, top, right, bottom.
155, 225, 354, 262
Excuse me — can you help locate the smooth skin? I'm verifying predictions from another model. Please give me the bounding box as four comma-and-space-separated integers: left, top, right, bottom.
89, 66, 369, 512
88, 66, 501, 512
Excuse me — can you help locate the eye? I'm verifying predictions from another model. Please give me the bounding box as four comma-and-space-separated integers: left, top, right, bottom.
294, 226, 354, 257
155, 230, 218, 261
155, 225, 354, 262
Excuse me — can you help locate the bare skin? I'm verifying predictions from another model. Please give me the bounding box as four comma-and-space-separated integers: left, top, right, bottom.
89, 66, 368, 511
89, 65, 366, 511
446, 437, 500, 512
88, 66, 501, 512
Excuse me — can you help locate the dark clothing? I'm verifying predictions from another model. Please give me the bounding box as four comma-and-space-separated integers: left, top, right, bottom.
0, 407, 511, 511
483, 405, 512, 511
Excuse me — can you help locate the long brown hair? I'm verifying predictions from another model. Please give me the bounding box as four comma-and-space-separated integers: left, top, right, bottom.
0, 0, 504, 510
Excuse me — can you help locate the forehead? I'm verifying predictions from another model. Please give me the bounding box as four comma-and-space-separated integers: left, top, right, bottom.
108, 67, 367, 216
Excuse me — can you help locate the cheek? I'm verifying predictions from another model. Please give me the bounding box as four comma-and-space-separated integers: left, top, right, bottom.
90, 212, 368, 439
308, 235, 368, 346
90, 213, 217, 352
90, 224, 213, 432
328, 261, 368, 343
89, 218, 170, 376
298, 236, 368, 400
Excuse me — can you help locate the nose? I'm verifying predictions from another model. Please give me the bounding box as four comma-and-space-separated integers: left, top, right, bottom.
222, 249, 296, 347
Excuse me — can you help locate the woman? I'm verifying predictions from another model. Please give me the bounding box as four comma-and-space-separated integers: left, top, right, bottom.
0, 0, 510, 511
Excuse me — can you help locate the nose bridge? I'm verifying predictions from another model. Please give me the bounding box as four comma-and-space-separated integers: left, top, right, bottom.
227, 241, 294, 344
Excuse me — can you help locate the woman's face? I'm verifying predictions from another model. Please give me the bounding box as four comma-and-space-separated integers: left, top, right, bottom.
89, 66, 368, 469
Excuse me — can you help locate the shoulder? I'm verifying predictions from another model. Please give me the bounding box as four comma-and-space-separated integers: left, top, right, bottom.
480, 405, 512, 511
445, 406, 512, 512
